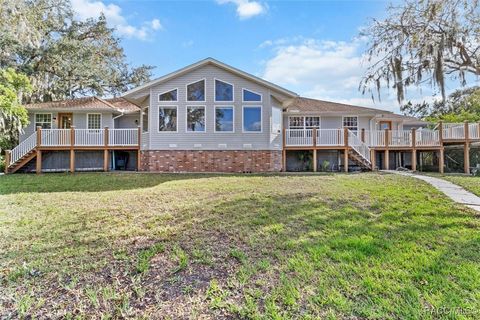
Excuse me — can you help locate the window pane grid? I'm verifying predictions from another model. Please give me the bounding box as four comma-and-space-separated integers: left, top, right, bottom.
343, 116, 358, 132
87, 114, 101, 130
288, 116, 320, 129
35, 114, 52, 129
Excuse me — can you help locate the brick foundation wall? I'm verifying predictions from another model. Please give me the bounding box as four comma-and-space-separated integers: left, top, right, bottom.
140, 150, 282, 173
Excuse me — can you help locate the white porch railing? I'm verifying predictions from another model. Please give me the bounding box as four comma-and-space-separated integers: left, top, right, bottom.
366, 130, 386, 147
389, 130, 412, 147
316, 129, 344, 146
9, 132, 37, 165
41, 129, 71, 146
285, 129, 314, 146
348, 130, 371, 163
416, 129, 441, 146
74, 129, 104, 146
442, 123, 465, 140
468, 123, 480, 140
109, 128, 139, 146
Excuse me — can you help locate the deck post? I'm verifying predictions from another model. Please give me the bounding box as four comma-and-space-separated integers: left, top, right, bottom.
361, 128, 365, 143
5, 150, 11, 174
69, 126, 75, 173
384, 150, 390, 170
439, 148, 444, 174
36, 126, 42, 147
104, 127, 109, 172
370, 149, 375, 171
464, 121, 470, 174
411, 128, 417, 171
343, 127, 349, 172
438, 121, 444, 145
137, 126, 142, 172
312, 128, 317, 172
282, 128, 287, 171
36, 149, 42, 174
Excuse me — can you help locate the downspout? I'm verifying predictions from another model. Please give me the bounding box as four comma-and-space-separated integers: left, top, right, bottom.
111, 111, 126, 171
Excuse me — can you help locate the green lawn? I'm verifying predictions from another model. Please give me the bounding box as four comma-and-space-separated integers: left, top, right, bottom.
1, 173, 480, 319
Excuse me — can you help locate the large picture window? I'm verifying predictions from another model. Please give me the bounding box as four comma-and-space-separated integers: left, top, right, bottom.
243, 106, 262, 132
158, 106, 177, 132
343, 116, 358, 132
187, 80, 205, 101
87, 113, 101, 129
215, 106, 234, 132
186, 106, 206, 132
215, 79, 233, 102
242, 89, 262, 102
35, 113, 52, 129
159, 89, 177, 101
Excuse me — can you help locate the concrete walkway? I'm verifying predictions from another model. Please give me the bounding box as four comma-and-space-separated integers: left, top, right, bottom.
384, 170, 480, 212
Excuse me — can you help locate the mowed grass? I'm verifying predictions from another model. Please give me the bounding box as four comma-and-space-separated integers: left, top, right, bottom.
1, 172, 480, 319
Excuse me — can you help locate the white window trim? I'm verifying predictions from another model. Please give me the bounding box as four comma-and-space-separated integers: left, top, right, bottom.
214, 78, 234, 103
142, 107, 149, 134
288, 116, 321, 129
86, 113, 102, 130
242, 88, 263, 103
185, 105, 206, 133
158, 88, 178, 102
34, 113, 53, 129
185, 78, 206, 102
342, 115, 359, 132
242, 105, 263, 133
157, 105, 178, 133
214, 105, 235, 133
288, 116, 304, 129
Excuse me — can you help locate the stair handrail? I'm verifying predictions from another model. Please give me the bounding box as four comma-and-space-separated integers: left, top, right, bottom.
9, 132, 37, 165
347, 129, 371, 164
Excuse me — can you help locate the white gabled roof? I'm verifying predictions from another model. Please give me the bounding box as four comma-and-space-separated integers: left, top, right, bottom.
122, 57, 298, 98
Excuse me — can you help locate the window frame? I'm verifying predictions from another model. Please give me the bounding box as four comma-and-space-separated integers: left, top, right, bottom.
242, 105, 263, 133
86, 113, 102, 130
142, 107, 149, 133
185, 78, 206, 102
158, 88, 178, 102
157, 105, 178, 133
214, 105, 235, 133
288, 116, 321, 130
342, 115, 359, 133
34, 113, 53, 129
185, 105, 206, 133
214, 78, 234, 103
242, 88, 263, 103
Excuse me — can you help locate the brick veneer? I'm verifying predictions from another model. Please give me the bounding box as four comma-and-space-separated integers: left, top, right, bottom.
140, 150, 282, 172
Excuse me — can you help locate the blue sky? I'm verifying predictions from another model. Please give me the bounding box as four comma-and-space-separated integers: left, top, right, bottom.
71, 0, 450, 112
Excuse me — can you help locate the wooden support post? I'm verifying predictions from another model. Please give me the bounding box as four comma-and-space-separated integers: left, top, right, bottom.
412, 150, 417, 172
411, 128, 417, 171
103, 149, 109, 172
5, 150, 11, 174
361, 128, 365, 143
439, 148, 444, 174
282, 128, 287, 171
104, 127, 109, 147
438, 121, 444, 145
344, 127, 349, 147
137, 126, 142, 147
344, 148, 349, 173
36, 126, 42, 147
464, 121, 470, 174
70, 126, 75, 147
36, 149, 42, 174
70, 150, 75, 173
464, 142, 470, 174
370, 149, 376, 171
137, 149, 142, 172
313, 149, 317, 172
384, 150, 389, 170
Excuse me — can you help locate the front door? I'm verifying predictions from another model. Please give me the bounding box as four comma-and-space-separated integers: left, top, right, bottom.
58, 113, 73, 129
379, 121, 392, 130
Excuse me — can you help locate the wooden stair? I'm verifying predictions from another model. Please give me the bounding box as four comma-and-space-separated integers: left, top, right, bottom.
348, 149, 371, 170
6, 149, 37, 174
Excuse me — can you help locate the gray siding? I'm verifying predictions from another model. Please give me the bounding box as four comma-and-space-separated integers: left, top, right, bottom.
115, 113, 140, 129
283, 114, 373, 131
148, 64, 288, 151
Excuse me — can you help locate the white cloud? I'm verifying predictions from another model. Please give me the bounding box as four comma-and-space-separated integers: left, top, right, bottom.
71, 0, 162, 40
217, 0, 267, 19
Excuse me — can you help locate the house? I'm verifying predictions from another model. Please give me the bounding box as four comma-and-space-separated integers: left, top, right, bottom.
5, 58, 480, 174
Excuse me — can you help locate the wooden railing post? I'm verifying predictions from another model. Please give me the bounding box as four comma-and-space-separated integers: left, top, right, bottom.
104, 127, 109, 147
464, 121, 470, 174
411, 128, 416, 172
70, 126, 75, 173
438, 121, 443, 144
344, 127, 348, 147
313, 128, 317, 147
70, 126, 75, 147
343, 127, 349, 173
385, 128, 390, 147
282, 128, 287, 172
104, 127, 109, 172
4, 150, 11, 173
464, 120, 470, 141
36, 126, 42, 147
